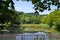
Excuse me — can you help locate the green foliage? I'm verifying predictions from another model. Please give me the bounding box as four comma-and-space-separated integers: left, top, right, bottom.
22, 0, 60, 12
1, 0, 60, 34
17, 12, 42, 24
55, 24, 60, 31
31, 0, 60, 12
0, 0, 14, 13
1, 0, 60, 13
42, 10, 60, 31
0, 10, 24, 33
0, 0, 19, 33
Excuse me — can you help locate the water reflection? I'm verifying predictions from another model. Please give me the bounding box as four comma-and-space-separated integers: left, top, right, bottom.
16, 32, 49, 40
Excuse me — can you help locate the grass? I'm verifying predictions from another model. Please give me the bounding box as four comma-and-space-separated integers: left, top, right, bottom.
21, 23, 49, 28
20, 23, 60, 34
20, 23, 49, 32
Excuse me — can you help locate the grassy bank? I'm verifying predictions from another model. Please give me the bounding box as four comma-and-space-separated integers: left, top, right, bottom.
20, 23, 60, 34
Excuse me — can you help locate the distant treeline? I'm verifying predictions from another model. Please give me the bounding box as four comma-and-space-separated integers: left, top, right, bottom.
17, 12, 47, 24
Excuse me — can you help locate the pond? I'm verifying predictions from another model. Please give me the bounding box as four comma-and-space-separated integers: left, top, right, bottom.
16, 32, 49, 40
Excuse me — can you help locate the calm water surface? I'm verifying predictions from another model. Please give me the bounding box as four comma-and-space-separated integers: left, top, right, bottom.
16, 32, 49, 40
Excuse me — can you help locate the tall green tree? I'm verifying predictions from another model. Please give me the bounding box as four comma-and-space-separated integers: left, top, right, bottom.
0, 0, 24, 33
42, 10, 60, 31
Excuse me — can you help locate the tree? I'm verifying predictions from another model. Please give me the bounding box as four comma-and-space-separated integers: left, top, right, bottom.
24, 0, 60, 12
0, 0, 24, 33
0, 0, 15, 32
0, 0, 14, 13
24, 13, 41, 24
0, 0, 60, 13
42, 10, 60, 31
0, 0, 60, 33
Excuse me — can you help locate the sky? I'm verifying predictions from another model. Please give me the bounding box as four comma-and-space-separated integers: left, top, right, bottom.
13, 0, 57, 14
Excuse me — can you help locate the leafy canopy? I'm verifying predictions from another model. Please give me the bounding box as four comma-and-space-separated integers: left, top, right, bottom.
22, 0, 60, 12
0, 0, 60, 13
